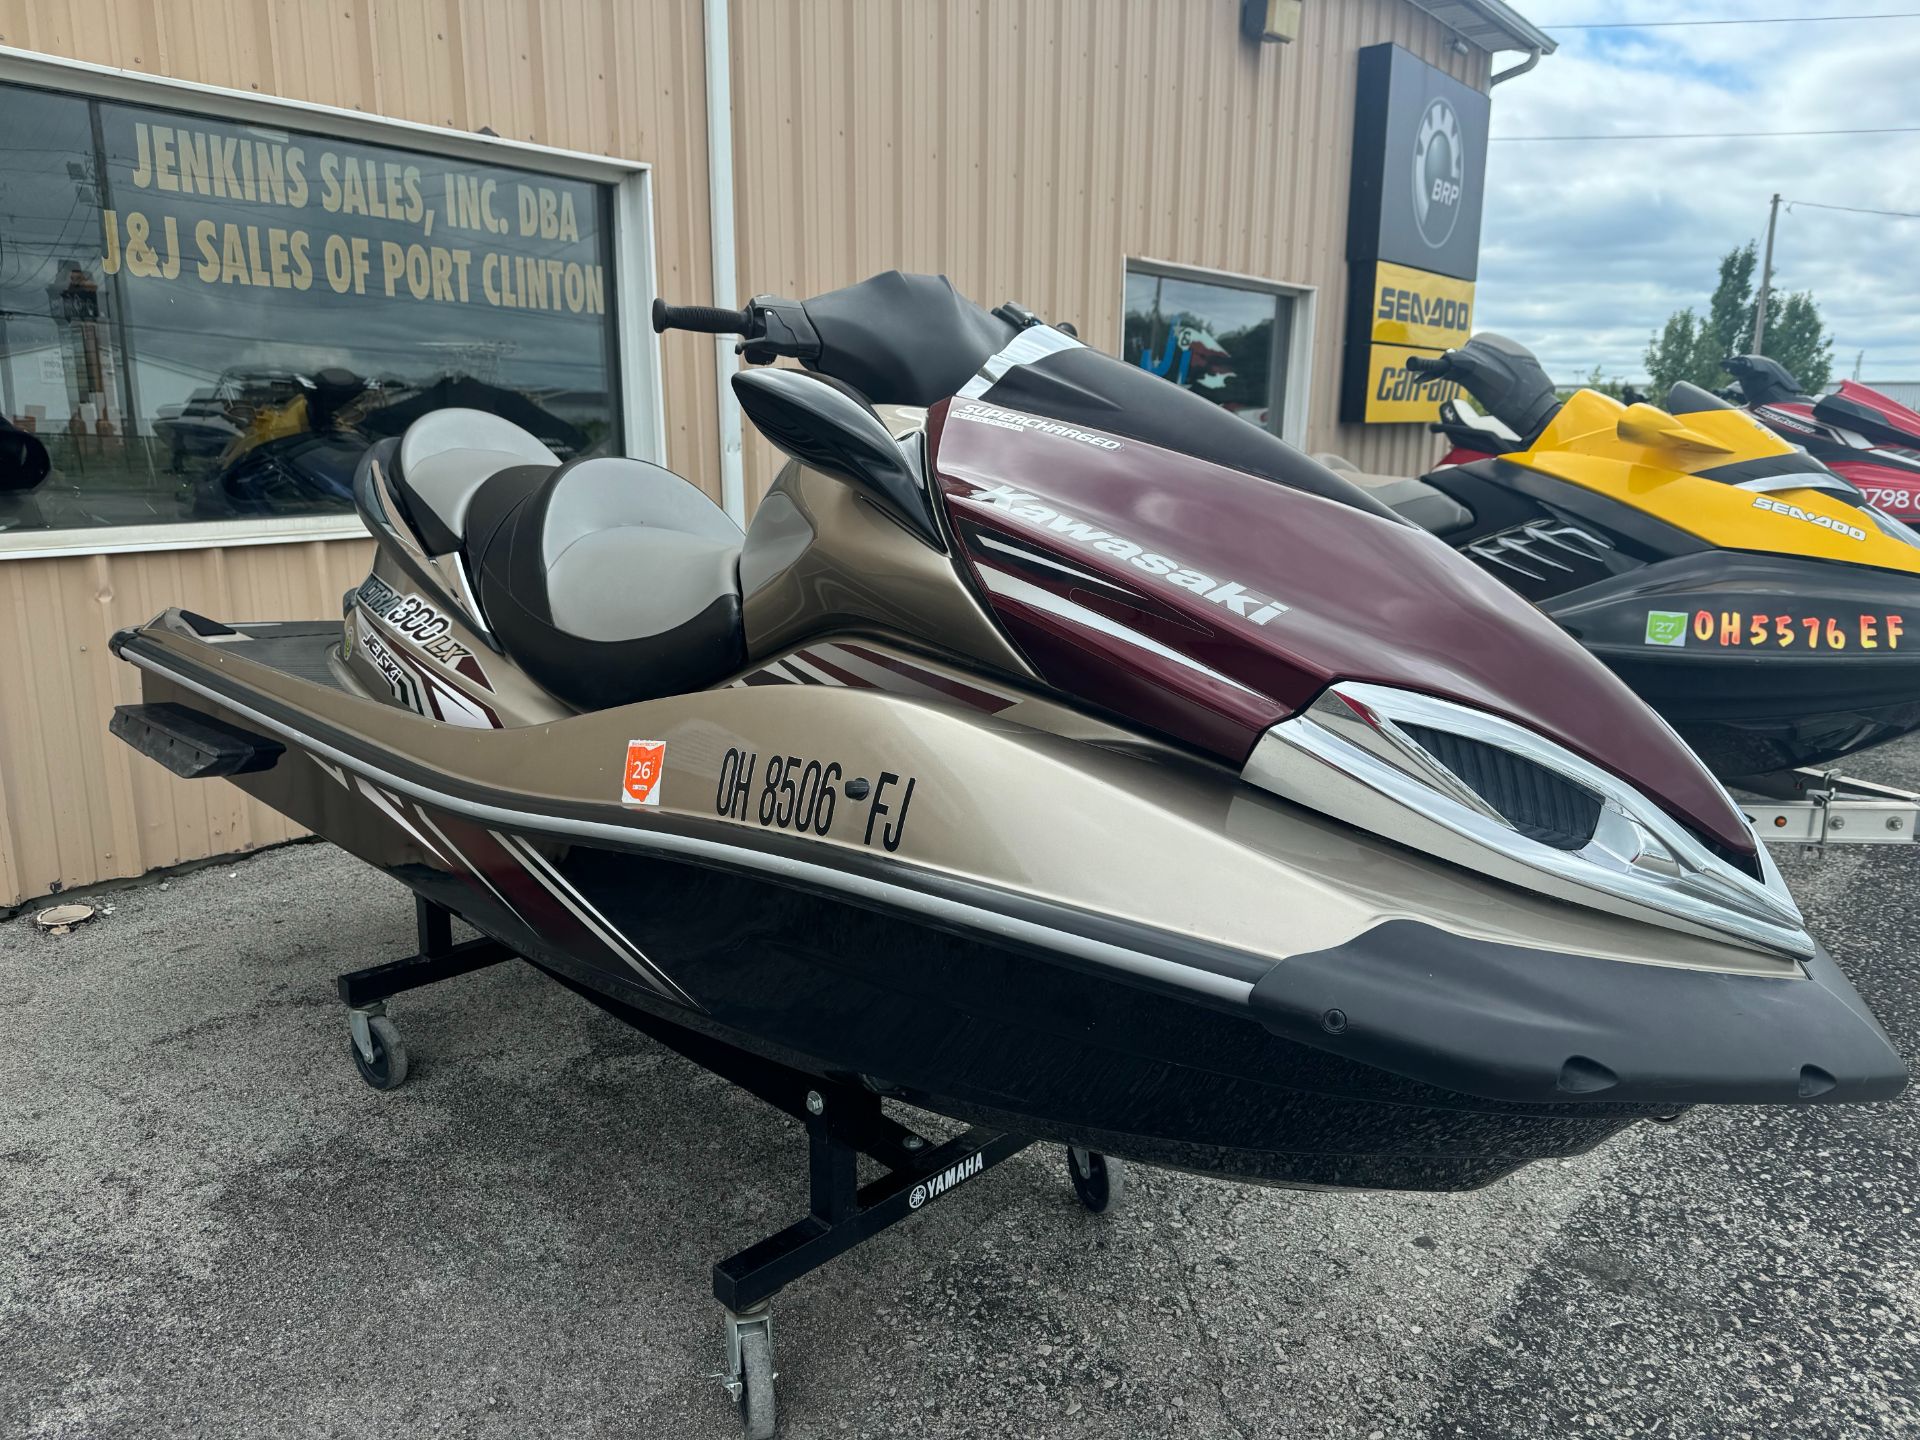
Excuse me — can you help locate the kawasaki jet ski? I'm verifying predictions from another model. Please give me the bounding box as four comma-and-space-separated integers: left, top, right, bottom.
1724, 353, 1920, 526
1324, 334, 1920, 781
109, 273, 1903, 1437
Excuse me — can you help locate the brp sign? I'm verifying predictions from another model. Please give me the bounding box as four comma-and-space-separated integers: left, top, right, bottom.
1413, 98, 1465, 249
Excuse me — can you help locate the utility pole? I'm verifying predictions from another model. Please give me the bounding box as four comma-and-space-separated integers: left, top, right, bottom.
1752, 192, 1781, 355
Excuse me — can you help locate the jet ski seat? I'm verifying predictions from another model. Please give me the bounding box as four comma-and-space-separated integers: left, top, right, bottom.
1312, 454, 1473, 536
392, 408, 561, 556
460, 451, 748, 711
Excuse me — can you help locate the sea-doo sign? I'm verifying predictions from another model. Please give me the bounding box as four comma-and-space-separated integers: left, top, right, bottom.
1342, 44, 1491, 425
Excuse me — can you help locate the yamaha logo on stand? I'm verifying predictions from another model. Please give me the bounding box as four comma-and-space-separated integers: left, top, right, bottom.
1413, 97, 1465, 249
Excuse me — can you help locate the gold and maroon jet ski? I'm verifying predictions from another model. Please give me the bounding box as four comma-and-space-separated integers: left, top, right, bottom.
110, 272, 1903, 1436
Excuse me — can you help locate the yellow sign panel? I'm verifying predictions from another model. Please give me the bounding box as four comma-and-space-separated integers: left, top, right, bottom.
1362, 343, 1462, 425
1369, 261, 1475, 351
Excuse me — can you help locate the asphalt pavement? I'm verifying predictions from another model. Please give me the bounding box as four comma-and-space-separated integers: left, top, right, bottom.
3, 741, 1917, 1439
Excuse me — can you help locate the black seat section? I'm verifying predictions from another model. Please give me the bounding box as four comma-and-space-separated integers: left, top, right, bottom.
465, 450, 747, 711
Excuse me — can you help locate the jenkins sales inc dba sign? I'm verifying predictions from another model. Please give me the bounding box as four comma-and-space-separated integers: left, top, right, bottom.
1341, 44, 1490, 425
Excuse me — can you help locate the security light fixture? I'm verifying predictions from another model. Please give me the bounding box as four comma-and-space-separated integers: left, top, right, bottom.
1241, 0, 1303, 44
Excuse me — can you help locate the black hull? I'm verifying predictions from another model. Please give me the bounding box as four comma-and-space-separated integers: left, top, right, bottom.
370, 832, 1646, 1195
1545, 550, 1920, 779
1599, 648, 1920, 779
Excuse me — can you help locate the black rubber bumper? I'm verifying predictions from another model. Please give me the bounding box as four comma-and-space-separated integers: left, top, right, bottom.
1249, 919, 1908, 1107
109, 701, 284, 780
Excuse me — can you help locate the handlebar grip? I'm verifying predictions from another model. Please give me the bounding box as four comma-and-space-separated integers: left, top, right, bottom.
1403, 354, 1450, 376
652, 298, 753, 335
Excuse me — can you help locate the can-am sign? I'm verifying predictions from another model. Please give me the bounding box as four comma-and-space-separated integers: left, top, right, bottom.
1341, 45, 1491, 425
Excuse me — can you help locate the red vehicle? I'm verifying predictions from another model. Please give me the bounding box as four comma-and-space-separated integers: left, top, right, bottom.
1724, 355, 1920, 526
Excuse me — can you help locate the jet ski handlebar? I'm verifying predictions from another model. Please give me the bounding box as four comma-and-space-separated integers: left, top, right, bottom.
652, 294, 825, 368
1402, 336, 1561, 444
650, 299, 752, 335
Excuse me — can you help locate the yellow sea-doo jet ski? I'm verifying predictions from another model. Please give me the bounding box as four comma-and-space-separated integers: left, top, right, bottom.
1340, 334, 1920, 781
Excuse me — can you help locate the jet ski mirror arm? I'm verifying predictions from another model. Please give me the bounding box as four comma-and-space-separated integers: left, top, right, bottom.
731, 366, 945, 550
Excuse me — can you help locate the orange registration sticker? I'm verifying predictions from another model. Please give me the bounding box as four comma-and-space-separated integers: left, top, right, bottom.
622, 740, 667, 806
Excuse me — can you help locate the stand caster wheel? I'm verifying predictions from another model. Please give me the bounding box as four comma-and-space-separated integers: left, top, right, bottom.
722, 1307, 778, 1440
739, 1327, 776, 1439
348, 1009, 409, 1091
1067, 1146, 1121, 1213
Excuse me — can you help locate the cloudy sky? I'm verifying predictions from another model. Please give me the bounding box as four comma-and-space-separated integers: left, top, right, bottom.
1474, 3, 1920, 385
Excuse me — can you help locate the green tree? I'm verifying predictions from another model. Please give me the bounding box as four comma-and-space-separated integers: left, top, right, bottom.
1644, 308, 1704, 394
1643, 242, 1832, 394
1701, 242, 1758, 372
1558, 362, 1631, 401
1763, 291, 1833, 392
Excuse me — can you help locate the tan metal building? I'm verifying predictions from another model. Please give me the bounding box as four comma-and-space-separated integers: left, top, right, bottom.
0, 0, 1550, 909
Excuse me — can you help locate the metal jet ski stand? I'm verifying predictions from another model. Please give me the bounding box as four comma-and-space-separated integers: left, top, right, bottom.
1734, 768, 1920, 847
334, 895, 1120, 1440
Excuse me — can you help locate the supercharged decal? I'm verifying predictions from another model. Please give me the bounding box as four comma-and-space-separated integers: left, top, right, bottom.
968, 483, 1289, 626
1750, 495, 1867, 542
355, 576, 492, 687
949, 401, 1123, 450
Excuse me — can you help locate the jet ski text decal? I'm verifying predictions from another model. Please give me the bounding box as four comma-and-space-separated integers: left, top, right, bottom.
714, 747, 915, 851
1749, 495, 1868, 542
950, 401, 1123, 450
967, 483, 1290, 626
355, 576, 481, 669
1646, 608, 1908, 651
908, 1151, 984, 1209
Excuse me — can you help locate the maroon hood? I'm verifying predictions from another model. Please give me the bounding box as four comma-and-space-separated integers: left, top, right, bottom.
930, 396, 1754, 857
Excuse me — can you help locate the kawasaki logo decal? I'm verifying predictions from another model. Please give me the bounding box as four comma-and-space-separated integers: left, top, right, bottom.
970, 483, 1290, 626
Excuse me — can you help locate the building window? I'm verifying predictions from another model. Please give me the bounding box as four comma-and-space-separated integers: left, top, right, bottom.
1122, 263, 1300, 437
0, 80, 621, 537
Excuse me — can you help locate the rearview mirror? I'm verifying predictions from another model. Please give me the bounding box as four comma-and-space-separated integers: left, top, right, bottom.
732, 368, 942, 548
1616, 403, 1734, 456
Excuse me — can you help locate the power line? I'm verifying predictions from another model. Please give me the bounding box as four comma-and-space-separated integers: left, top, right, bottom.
1492, 126, 1920, 142
1783, 198, 1920, 220
1546, 11, 1920, 28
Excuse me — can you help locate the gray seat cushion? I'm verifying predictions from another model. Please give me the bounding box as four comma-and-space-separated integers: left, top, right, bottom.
396, 409, 559, 554
470, 453, 748, 710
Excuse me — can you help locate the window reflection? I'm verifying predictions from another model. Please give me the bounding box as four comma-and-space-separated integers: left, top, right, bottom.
0, 82, 620, 535
1122, 269, 1294, 435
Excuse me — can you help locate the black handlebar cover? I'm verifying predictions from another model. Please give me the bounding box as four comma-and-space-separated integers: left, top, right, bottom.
652, 299, 753, 335
1403, 354, 1449, 376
